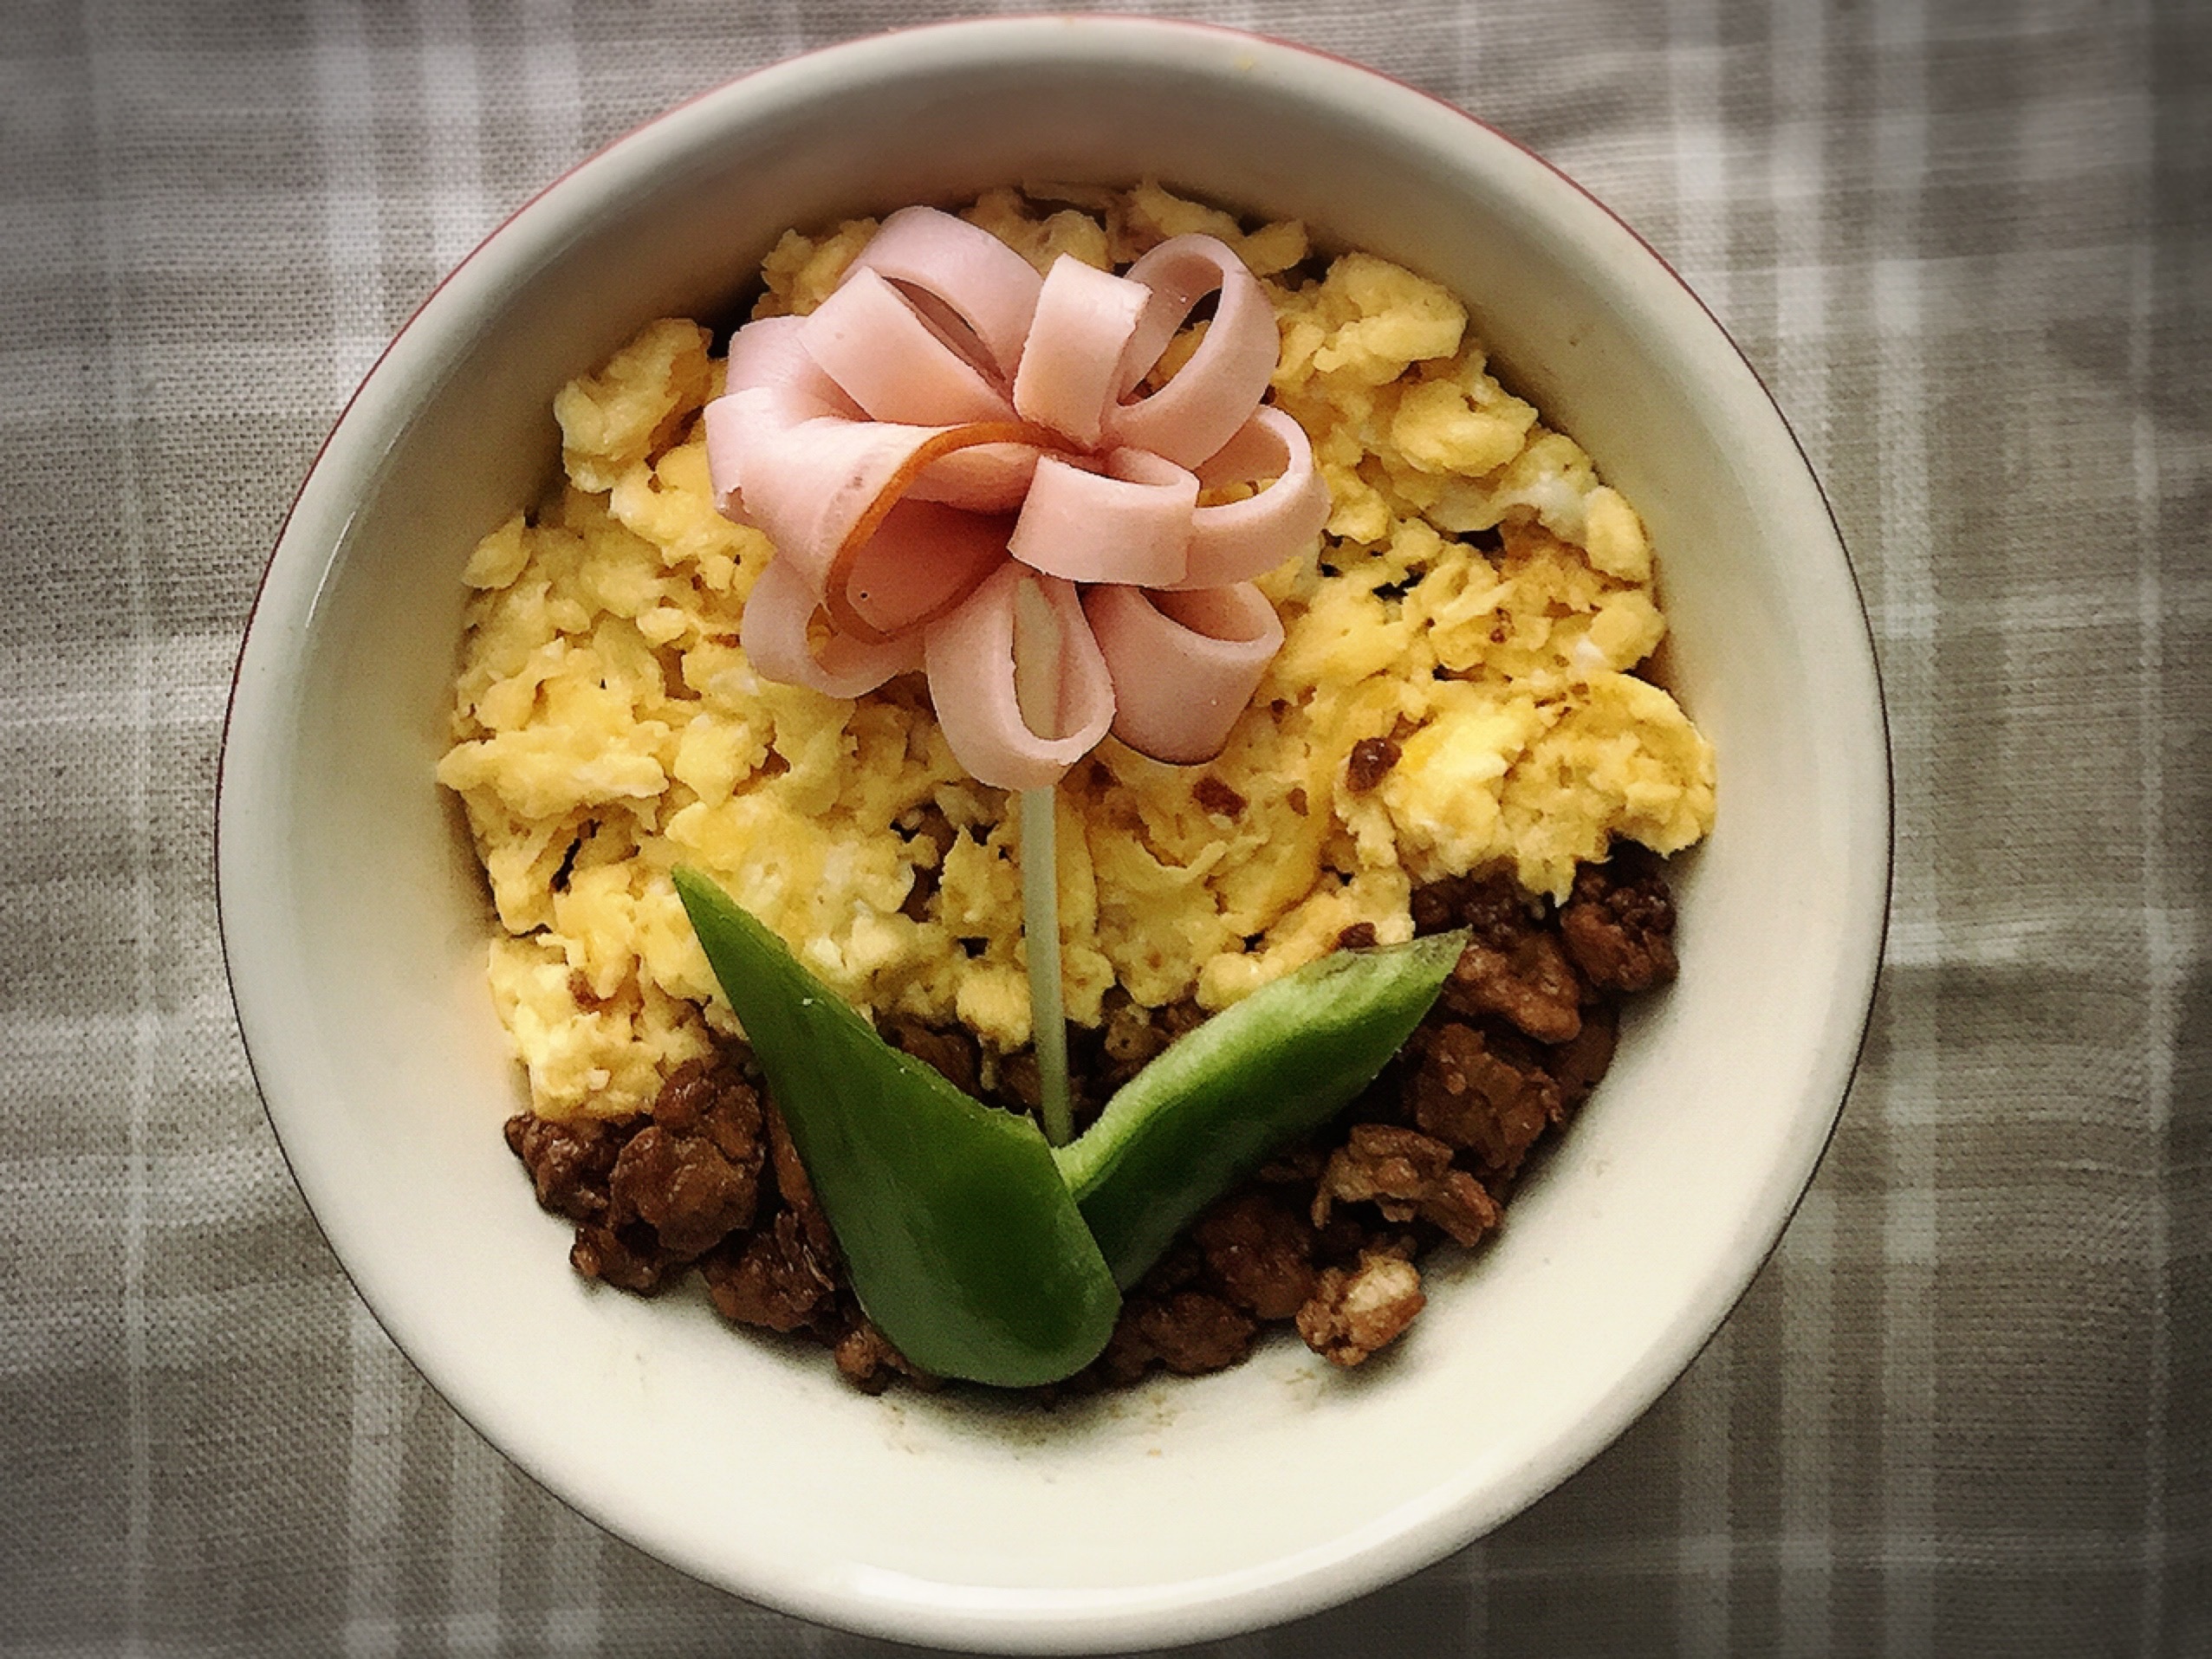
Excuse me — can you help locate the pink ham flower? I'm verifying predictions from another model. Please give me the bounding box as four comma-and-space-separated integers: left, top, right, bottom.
704, 206, 1330, 791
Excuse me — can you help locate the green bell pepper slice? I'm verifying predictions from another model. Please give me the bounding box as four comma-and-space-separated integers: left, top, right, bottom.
678, 865, 1466, 1387
1055, 930, 1467, 1290
674, 867, 1119, 1389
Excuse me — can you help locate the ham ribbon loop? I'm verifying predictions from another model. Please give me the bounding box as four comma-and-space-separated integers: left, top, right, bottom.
705, 208, 1329, 789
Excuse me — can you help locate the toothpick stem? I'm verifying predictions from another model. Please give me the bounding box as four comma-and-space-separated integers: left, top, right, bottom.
1021, 786, 1073, 1147
1009, 574, 1075, 1146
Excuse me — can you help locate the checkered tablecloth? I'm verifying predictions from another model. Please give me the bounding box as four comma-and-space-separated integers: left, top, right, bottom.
4, 0, 2204, 1652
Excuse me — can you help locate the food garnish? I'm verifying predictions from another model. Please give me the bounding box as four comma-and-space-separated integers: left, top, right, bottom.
678, 867, 1459, 1385
703, 205, 1328, 785
675, 867, 1117, 1387
703, 207, 1330, 1139
1056, 926, 1466, 1289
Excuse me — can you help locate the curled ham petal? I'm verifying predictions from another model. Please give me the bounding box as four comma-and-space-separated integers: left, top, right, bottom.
923, 564, 1116, 792
1006, 449, 1197, 586
1106, 235, 1282, 470
1011, 256, 1149, 449
847, 205, 1043, 380
907, 443, 1041, 513
721, 315, 862, 412
1173, 407, 1333, 589
714, 385, 1053, 617
710, 387, 945, 598
739, 556, 922, 700
705, 386, 855, 523
702, 395, 753, 520
704, 325, 866, 518
1084, 582, 1285, 765
713, 214, 1311, 791
842, 499, 1011, 637
800, 269, 1015, 426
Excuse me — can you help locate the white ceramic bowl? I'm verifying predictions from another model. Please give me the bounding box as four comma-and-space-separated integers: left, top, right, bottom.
219, 17, 1888, 1654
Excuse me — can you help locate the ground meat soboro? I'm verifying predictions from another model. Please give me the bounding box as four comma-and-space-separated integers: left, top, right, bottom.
505, 848, 1679, 1389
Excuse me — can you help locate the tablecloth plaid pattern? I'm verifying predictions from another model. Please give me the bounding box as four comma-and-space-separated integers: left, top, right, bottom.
3, 0, 2204, 1652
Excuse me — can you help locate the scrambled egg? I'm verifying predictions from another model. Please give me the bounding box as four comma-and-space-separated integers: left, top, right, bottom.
436, 185, 1716, 1119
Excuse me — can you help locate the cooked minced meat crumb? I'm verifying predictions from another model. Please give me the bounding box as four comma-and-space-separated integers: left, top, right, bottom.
1311, 1124, 1502, 1247
1192, 1191, 1318, 1321
503, 849, 1678, 1393
1296, 1250, 1427, 1366
1560, 843, 1681, 992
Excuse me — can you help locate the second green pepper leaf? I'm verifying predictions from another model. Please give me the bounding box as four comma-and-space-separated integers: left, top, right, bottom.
674, 867, 1119, 1389
1055, 930, 1468, 1290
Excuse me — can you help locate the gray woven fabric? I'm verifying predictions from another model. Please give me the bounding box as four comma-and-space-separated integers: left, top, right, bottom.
3, 0, 2204, 1652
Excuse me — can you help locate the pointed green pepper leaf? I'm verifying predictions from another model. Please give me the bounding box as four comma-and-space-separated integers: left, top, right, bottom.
673, 867, 1119, 1388
1056, 930, 1469, 1290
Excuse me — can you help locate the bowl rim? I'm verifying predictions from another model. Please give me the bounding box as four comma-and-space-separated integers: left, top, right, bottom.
217, 14, 1893, 1651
